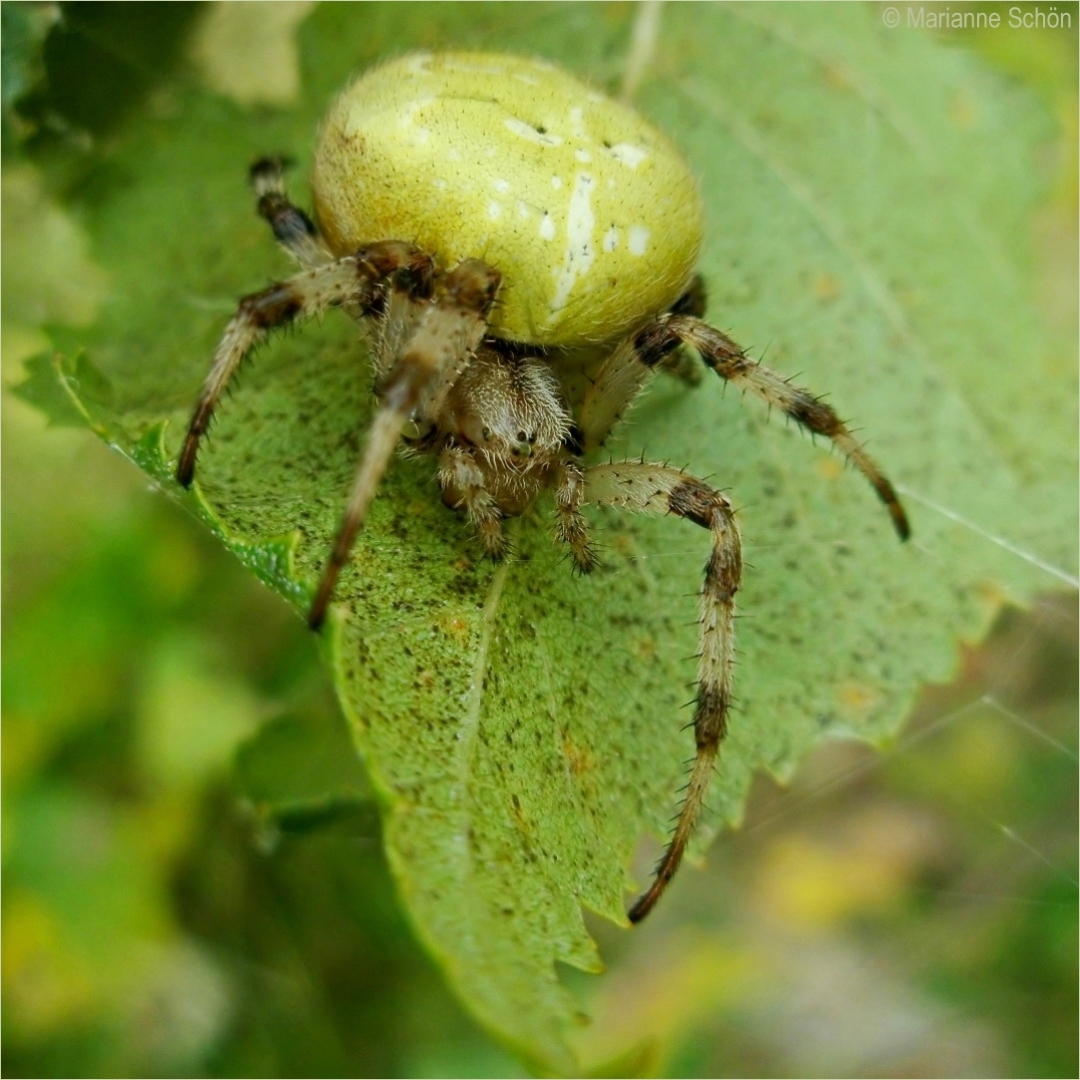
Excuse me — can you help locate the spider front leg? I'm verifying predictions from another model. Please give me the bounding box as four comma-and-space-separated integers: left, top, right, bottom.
176, 241, 434, 488
308, 259, 501, 629
578, 313, 910, 541
574, 461, 742, 922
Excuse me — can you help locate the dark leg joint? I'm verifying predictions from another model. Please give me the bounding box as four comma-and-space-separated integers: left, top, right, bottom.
239, 283, 303, 328
634, 318, 682, 367
785, 390, 841, 437
703, 550, 739, 597
257, 192, 318, 247
249, 155, 295, 188
442, 259, 502, 316
680, 320, 750, 372
694, 686, 729, 744
668, 478, 722, 530
357, 242, 436, 300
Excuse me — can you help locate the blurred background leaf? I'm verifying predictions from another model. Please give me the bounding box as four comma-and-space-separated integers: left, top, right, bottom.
3, 2, 1076, 1077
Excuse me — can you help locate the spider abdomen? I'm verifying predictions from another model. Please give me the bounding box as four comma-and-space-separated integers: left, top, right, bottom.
312, 52, 704, 349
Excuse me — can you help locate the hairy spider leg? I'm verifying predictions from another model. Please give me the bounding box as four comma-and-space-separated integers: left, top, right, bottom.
175, 241, 434, 489
570, 461, 742, 922
308, 259, 502, 629
249, 156, 430, 345
577, 331, 656, 453
658, 273, 708, 385
667, 316, 910, 540
579, 313, 910, 541
574, 279, 709, 449
250, 155, 331, 269
374, 275, 433, 384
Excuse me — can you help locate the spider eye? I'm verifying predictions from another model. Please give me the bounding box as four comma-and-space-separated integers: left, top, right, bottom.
481, 427, 491, 442
516, 430, 527, 442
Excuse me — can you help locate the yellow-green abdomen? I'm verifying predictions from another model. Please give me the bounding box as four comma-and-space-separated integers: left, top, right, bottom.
312, 52, 704, 348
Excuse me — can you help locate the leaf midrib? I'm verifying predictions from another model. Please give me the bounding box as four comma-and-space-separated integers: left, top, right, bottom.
451, 555, 512, 950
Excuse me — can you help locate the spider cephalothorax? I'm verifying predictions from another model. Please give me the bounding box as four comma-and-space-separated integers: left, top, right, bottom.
177, 52, 909, 922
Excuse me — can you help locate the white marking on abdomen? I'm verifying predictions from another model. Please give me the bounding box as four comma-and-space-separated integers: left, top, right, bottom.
628, 225, 650, 256
607, 143, 649, 168
548, 173, 596, 321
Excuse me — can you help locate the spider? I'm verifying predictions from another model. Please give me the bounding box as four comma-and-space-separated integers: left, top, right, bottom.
177, 52, 909, 923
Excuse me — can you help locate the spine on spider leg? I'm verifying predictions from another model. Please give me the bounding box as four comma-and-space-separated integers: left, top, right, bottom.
629, 480, 742, 923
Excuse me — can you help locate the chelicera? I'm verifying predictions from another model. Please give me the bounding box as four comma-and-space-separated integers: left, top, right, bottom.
177, 52, 909, 922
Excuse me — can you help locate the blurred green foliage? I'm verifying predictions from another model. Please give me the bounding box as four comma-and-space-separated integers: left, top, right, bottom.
3, 3, 1076, 1076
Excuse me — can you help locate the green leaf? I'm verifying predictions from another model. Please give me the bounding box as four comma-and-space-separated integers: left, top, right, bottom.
11, 2, 203, 141
15, 3, 1076, 1072
235, 710, 377, 835
10, 350, 95, 428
